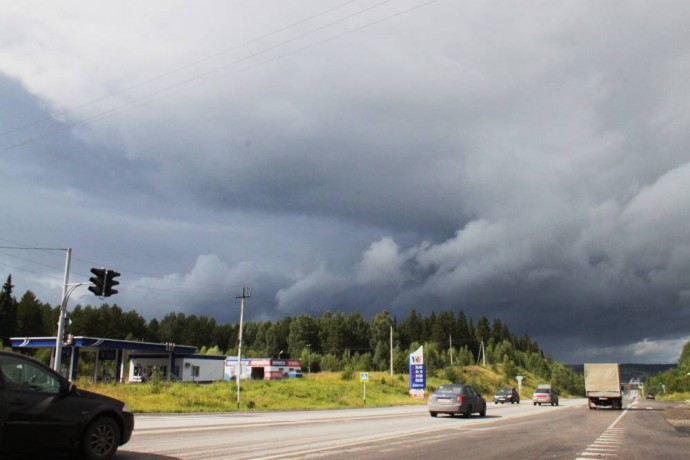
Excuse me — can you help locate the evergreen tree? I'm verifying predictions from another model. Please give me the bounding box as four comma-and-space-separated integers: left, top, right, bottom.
399, 309, 423, 349
345, 311, 371, 354
147, 318, 161, 342
369, 310, 393, 360
0, 275, 18, 337
16, 290, 47, 336
454, 309, 472, 347
320, 311, 348, 356
287, 314, 319, 356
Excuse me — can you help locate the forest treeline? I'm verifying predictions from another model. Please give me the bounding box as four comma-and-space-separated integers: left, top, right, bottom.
0, 275, 584, 394
646, 342, 690, 394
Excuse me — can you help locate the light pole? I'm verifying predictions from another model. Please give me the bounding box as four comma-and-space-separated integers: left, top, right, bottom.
53, 248, 72, 372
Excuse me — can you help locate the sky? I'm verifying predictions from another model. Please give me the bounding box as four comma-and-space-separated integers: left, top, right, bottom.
1, 0, 689, 364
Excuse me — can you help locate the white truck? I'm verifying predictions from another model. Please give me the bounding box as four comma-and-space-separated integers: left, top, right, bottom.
584, 363, 623, 410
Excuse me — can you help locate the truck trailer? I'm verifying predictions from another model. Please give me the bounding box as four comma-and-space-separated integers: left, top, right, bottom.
584, 363, 623, 410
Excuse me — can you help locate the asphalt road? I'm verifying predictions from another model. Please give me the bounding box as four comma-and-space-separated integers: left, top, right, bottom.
118, 396, 690, 459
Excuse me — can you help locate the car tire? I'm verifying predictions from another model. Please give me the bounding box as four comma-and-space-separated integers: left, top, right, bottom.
430, 412, 437, 417
463, 405, 472, 418
82, 416, 120, 460
534, 402, 537, 406
479, 406, 486, 417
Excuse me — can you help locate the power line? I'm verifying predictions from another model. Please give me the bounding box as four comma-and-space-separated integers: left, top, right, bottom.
0, 0, 360, 141
1, 0, 440, 153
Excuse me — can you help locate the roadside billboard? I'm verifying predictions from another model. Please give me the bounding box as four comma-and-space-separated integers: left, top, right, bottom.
409, 346, 425, 398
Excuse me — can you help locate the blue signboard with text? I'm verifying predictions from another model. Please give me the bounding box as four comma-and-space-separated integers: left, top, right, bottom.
409, 346, 426, 394
410, 363, 426, 389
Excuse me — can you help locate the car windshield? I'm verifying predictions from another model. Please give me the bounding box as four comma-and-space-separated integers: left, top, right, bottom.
497, 389, 511, 394
535, 389, 550, 393
437, 384, 463, 393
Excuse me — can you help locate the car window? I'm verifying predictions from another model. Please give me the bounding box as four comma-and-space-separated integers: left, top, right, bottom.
438, 384, 462, 392
0, 355, 61, 394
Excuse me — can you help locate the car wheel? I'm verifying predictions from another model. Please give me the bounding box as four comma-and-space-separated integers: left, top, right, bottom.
534, 402, 537, 406
479, 406, 486, 417
430, 412, 437, 417
82, 416, 120, 460
463, 405, 472, 418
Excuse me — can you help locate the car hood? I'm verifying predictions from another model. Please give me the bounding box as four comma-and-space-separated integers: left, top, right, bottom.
75, 388, 126, 407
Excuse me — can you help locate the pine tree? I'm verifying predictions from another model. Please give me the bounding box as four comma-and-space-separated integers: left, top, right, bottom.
0, 275, 18, 337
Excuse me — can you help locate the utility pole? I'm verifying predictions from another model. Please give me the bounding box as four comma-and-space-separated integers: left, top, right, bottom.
307, 343, 311, 376
477, 339, 486, 367
449, 333, 453, 367
389, 324, 393, 376
236, 285, 249, 409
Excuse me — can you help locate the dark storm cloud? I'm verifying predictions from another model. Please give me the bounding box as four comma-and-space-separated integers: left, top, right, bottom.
1, 1, 690, 363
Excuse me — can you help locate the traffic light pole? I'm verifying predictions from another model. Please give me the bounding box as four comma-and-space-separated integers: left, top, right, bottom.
52, 250, 120, 374
54, 248, 72, 372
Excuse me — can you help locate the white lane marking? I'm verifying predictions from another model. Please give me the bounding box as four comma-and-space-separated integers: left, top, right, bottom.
576, 401, 633, 459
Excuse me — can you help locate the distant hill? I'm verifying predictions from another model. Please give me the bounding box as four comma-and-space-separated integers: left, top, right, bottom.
566, 364, 676, 383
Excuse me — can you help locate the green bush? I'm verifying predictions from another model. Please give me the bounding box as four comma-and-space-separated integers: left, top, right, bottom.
340, 366, 355, 381
443, 366, 459, 382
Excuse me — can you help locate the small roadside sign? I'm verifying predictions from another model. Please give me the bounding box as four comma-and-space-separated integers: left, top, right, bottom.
360, 372, 369, 382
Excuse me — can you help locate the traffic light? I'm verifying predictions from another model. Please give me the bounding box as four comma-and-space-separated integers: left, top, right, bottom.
88, 268, 120, 297
104, 270, 120, 297
88, 268, 106, 296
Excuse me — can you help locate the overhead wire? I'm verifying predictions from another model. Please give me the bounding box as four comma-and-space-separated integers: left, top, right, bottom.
0, 0, 440, 153
0, 239, 280, 306
0, 0, 442, 308
0, 0, 360, 140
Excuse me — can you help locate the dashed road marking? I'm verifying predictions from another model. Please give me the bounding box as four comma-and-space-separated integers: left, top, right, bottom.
575, 402, 633, 459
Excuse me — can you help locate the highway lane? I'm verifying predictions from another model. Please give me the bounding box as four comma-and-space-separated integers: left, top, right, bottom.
117, 397, 690, 459
118, 399, 584, 459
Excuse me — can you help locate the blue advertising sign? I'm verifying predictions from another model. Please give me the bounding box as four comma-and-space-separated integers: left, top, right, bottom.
409, 346, 425, 393
410, 363, 426, 389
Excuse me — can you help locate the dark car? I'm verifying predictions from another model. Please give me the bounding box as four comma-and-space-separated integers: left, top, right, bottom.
493, 387, 520, 404
428, 383, 487, 418
0, 350, 134, 459
532, 387, 559, 406
645, 392, 655, 400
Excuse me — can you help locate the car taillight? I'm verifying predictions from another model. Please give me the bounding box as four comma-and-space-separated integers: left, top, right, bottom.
457, 395, 464, 404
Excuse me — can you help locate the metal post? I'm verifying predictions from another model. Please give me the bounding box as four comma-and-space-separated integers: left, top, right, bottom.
449, 333, 453, 367
54, 248, 72, 372
307, 344, 311, 376
236, 285, 249, 409
390, 324, 393, 376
